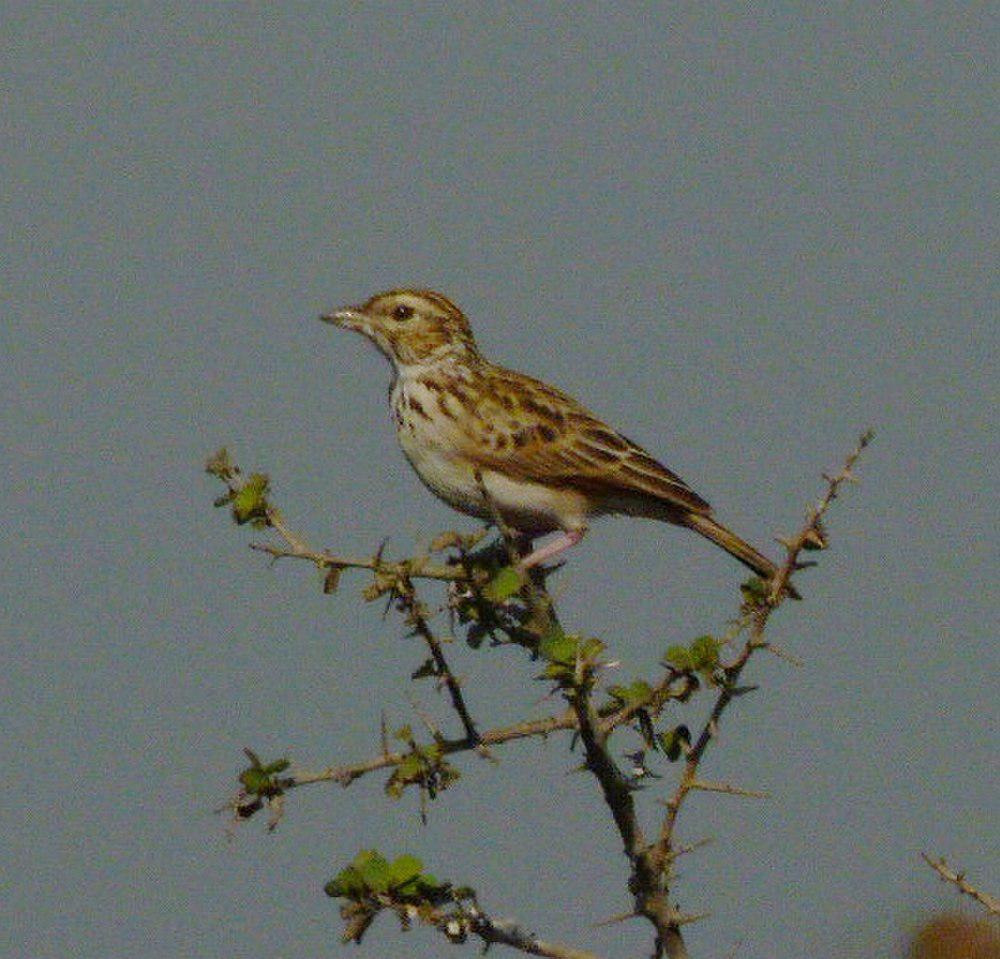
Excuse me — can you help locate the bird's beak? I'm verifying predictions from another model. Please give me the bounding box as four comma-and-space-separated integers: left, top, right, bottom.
319, 305, 366, 330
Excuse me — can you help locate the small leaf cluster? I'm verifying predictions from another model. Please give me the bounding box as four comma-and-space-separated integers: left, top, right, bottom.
384, 726, 460, 803
450, 560, 532, 649
664, 634, 723, 680
606, 679, 654, 711
325, 849, 456, 944
234, 749, 291, 820
656, 724, 692, 762
479, 564, 523, 602
206, 450, 272, 528
603, 680, 692, 762
439, 536, 568, 652
325, 849, 450, 903
537, 626, 606, 686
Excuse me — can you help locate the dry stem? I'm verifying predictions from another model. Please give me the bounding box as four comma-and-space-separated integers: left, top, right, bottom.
921, 853, 1000, 916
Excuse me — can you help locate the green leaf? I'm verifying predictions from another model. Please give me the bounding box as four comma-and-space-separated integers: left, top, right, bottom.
608, 680, 653, 708
354, 850, 391, 893
393, 875, 422, 897
231, 473, 270, 526
397, 754, 423, 780
394, 725, 413, 743
539, 628, 577, 665
664, 644, 693, 671
689, 635, 721, 672
411, 658, 438, 680
580, 637, 606, 659
384, 778, 405, 799
387, 854, 423, 889
239, 768, 268, 793
238, 754, 289, 798
481, 565, 523, 601
324, 865, 367, 899
740, 576, 768, 602
656, 725, 691, 762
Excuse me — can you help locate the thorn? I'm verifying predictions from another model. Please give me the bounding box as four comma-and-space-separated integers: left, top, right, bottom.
664, 837, 713, 862
762, 643, 804, 667
591, 910, 639, 928
690, 778, 769, 799
409, 697, 441, 740
673, 909, 711, 927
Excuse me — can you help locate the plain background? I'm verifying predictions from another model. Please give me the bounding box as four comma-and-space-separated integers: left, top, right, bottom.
3, 6, 996, 958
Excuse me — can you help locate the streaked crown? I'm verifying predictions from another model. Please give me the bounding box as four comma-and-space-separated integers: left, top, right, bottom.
323, 289, 479, 367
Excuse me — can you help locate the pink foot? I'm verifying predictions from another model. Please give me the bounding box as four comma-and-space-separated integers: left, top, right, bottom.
518, 529, 586, 569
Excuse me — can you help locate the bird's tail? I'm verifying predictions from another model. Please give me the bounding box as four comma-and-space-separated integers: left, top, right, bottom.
683, 513, 800, 600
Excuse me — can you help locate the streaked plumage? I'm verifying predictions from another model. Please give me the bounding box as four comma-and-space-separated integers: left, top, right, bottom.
322, 289, 792, 592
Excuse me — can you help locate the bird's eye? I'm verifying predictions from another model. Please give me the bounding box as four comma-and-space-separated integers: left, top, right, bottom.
391, 304, 415, 321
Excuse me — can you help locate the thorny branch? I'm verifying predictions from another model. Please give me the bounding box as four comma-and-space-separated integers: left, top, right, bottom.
633, 431, 874, 957
403, 896, 606, 959
207, 449, 491, 755
396, 582, 483, 748
209, 434, 872, 959
206, 448, 467, 584
225, 661, 698, 807
921, 853, 1000, 916
269, 712, 579, 792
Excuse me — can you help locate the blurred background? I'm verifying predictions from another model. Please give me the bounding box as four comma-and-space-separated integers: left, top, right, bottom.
3, 6, 995, 958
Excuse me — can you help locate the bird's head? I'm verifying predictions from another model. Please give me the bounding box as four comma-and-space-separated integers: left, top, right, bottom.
322, 289, 479, 369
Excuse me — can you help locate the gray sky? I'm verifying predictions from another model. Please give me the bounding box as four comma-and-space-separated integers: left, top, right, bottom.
3, 6, 996, 958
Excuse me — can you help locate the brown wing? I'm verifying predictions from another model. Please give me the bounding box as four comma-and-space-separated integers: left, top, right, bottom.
454, 365, 711, 515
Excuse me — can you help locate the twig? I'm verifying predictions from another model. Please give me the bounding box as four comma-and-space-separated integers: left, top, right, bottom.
209, 453, 466, 583
568, 683, 646, 860
464, 905, 605, 959
599, 671, 699, 734
663, 838, 712, 863
689, 779, 768, 800
648, 431, 874, 924
390, 895, 605, 959
249, 654, 703, 801
652, 615, 756, 873
565, 659, 689, 957
250, 539, 466, 582
398, 583, 483, 747
767, 428, 874, 605
286, 709, 580, 789
921, 853, 1000, 916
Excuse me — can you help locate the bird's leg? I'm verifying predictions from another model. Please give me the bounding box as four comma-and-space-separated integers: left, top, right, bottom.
517, 528, 586, 569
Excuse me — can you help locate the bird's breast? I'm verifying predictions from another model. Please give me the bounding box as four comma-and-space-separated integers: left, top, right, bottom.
388, 378, 588, 534
391, 380, 486, 517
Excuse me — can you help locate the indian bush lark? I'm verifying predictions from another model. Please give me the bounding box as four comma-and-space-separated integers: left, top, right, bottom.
322, 289, 794, 595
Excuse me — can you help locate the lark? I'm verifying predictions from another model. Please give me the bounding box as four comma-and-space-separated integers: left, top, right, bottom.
322, 289, 794, 594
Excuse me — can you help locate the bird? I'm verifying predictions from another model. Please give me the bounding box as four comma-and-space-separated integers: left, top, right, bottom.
321, 289, 795, 596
